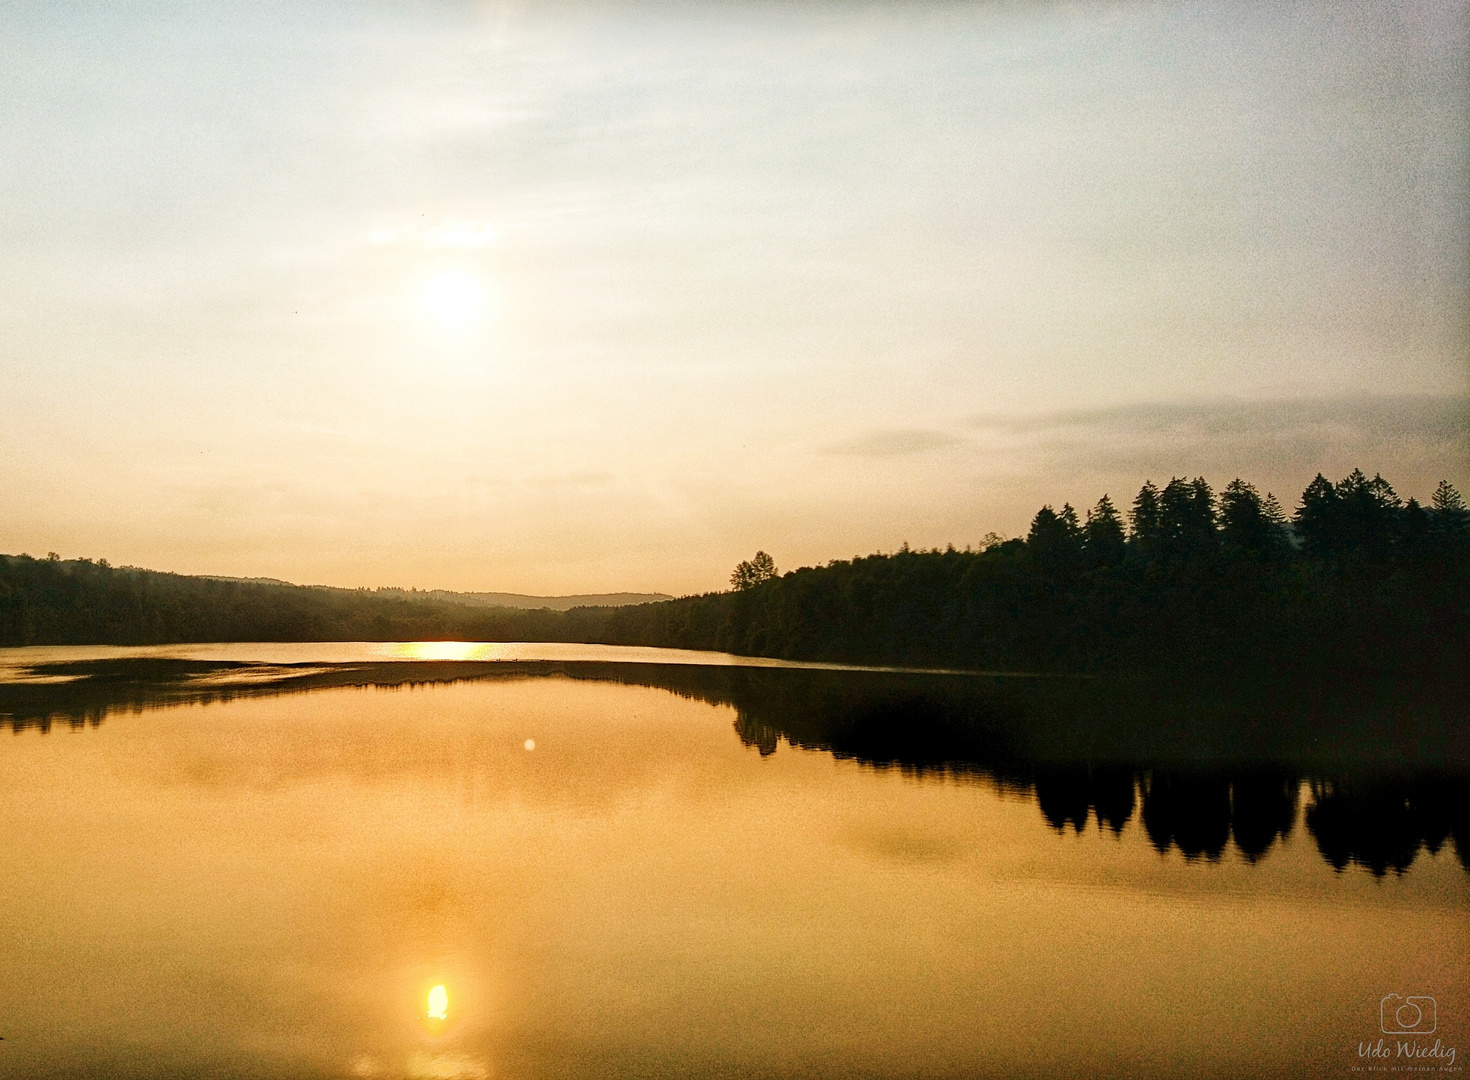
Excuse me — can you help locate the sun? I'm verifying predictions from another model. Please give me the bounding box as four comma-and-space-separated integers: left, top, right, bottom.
419, 270, 489, 330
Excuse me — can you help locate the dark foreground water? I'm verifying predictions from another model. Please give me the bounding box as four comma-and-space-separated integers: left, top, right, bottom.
0, 645, 1465, 1079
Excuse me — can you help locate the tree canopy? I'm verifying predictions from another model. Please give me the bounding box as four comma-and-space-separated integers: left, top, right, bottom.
730, 551, 778, 591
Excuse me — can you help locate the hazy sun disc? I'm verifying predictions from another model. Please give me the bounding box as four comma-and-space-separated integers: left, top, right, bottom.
420, 271, 488, 329
428, 984, 448, 1020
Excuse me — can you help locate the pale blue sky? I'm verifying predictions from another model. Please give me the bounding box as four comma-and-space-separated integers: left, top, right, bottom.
2, 0, 1466, 593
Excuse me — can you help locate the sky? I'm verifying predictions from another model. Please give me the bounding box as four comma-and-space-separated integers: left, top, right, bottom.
1, 0, 1466, 596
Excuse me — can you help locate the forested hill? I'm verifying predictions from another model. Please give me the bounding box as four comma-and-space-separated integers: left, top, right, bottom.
597, 471, 1470, 672
0, 559, 615, 646
2, 469, 1467, 673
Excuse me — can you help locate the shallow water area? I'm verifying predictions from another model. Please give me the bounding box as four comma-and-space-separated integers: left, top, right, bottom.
0, 648, 1464, 1079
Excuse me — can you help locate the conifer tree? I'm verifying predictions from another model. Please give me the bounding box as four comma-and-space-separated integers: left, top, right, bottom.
1158, 477, 1216, 558
1028, 504, 1082, 567
1220, 478, 1265, 550
1402, 497, 1432, 543
1130, 481, 1162, 551
1331, 470, 1401, 547
1430, 480, 1469, 532
1187, 476, 1218, 552
1261, 492, 1290, 549
1294, 474, 1339, 553
1084, 495, 1126, 565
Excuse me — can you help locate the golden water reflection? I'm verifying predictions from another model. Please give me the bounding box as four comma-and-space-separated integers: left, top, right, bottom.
0, 675, 1464, 1078
392, 641, 496, 662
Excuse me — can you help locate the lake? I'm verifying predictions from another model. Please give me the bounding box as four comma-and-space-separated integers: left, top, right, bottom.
1, 644, 1465, 1079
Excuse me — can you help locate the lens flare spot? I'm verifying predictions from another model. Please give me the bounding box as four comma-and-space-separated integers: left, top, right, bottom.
428, 984, 448, 1020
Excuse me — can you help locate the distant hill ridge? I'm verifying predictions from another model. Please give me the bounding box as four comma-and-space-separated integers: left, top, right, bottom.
365, 588, 672, 610
202, 577, 671, 610
1, 554, 666, 646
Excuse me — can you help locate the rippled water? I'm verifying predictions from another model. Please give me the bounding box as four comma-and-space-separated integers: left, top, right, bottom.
0, 648, 1464, 1079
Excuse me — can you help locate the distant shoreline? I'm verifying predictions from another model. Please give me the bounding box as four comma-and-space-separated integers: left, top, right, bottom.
197, 577, 673, 611
4, 468, 1466, 676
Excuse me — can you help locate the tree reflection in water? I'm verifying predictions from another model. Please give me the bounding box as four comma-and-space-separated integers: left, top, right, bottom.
1035, 767, 1136, 835
708, 667, 1468, 877
1306, 779, 1468, 877
1141, 772, 1234, 860
2, 656, 1465, 877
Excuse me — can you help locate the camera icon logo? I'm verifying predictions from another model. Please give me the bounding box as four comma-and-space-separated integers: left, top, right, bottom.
1381, 994, 1437, 1035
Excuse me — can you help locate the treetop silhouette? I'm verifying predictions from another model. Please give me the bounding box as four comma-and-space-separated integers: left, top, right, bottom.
731, 551, 778, 591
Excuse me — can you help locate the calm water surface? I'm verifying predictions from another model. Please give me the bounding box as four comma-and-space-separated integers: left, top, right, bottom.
0, 646, 1465, 1079
0, 640, 956, 679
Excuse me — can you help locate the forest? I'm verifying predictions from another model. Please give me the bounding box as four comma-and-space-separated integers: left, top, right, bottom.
2, 468, 1466, 673
600, 470, 1470, 672
0, 557, 613, 646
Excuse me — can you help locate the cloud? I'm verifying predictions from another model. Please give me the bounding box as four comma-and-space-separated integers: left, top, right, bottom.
963, 393, 1468, 502
966, 395, 1467, 444
823, 429, 964, 458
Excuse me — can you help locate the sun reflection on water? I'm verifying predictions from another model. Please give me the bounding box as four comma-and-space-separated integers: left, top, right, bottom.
352, 1050, 488, 1080
391, 642, 499, 661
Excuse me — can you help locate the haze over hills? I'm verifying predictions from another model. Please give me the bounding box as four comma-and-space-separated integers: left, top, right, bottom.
203, 577, 672, 610
373, 588, 673, 610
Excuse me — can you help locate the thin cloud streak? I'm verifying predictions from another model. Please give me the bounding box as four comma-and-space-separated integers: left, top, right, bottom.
823, 430, 965, 458
965, 394, 1467, 442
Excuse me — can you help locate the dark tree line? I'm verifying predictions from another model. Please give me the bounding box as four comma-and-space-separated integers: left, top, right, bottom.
3, 469, 1466, 672
597, 470, 1468, 671
0, 555, 614, 646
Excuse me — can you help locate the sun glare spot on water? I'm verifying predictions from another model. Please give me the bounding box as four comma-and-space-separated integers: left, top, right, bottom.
394, 642, 493, 661
428, 984, 448, 1020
